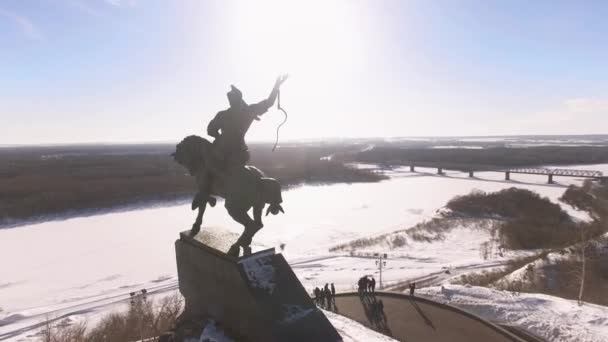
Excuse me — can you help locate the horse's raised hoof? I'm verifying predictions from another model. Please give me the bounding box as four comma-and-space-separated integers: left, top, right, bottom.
208, 197, 217, 207
266, 204, 285, 216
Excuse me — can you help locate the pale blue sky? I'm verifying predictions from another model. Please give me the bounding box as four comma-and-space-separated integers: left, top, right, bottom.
1, 0, 607, 144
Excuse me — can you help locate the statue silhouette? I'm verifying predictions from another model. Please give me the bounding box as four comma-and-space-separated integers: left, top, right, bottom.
173, 75, 288, 257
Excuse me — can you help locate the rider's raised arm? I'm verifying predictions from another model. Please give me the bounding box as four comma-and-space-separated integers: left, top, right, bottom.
266, 74, 289, 109
248, 99, 272, 119
207, 111, 223, 138
248, 75, 289, 119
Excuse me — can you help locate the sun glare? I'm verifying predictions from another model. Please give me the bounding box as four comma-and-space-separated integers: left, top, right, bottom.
221, 0, 372, 139
229, 0, 367, 84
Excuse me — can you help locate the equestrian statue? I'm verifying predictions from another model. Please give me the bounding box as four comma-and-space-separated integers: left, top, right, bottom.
173, 75, 288, 257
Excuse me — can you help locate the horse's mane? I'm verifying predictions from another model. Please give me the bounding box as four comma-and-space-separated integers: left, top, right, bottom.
175, 136, 267, 180
174, 135, 211, 168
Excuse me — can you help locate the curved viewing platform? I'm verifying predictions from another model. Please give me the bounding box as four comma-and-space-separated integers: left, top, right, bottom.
328, 291, 545, 342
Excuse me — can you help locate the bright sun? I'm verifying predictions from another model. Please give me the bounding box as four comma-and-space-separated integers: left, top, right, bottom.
216, 0, 373, 140
228, 0, 366, 83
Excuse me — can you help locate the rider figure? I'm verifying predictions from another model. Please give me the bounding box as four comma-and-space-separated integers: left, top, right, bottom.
191, 75, 288, 221
207, 75, 289, 169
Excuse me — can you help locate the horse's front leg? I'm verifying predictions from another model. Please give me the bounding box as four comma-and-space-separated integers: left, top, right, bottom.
190, 199, 208, 236
191, 170, 214, 235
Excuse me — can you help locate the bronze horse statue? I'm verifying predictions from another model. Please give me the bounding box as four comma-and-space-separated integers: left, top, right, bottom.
173, 135, 284, 257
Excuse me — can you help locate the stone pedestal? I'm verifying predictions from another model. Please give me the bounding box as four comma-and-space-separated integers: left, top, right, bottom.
175, 231, 341, 342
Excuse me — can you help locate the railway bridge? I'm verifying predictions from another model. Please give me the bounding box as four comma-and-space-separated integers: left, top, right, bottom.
404, 162, 603, 184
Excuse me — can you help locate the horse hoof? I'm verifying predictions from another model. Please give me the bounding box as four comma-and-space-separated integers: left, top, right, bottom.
227, 245, 240, 257
190, 225, 201, 236
208, 197, 217, 207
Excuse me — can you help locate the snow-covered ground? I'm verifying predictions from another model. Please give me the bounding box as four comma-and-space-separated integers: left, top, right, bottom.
189, 311, 398, 342
418, 285, 608, 342
197, 320, 234, 342
1, 164, 606, 340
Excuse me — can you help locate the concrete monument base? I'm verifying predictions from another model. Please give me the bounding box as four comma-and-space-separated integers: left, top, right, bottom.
174, 231, 341, 341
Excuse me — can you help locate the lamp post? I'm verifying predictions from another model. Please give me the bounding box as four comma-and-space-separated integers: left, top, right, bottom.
375, 253, 388, 289
130, 289, 148, 341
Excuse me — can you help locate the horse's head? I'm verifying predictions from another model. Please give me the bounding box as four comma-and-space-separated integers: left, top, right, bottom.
172, 135, 210, 176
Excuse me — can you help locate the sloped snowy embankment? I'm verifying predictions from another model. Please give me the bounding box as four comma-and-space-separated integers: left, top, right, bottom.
418, 285, 608, 342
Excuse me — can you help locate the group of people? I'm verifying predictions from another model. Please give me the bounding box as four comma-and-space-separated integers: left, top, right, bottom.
357, 276, 376, 294
313, 283, 336, 308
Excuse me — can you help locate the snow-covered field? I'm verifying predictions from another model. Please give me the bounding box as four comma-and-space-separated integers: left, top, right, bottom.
418, 285, 608, 342
291, 224, 535, 291
1, 164, 606, 341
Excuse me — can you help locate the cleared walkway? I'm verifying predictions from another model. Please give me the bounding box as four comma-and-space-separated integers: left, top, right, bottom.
328, 292, 528, 342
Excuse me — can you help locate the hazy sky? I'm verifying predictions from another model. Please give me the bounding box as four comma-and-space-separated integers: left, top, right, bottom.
1, 0, 607, 144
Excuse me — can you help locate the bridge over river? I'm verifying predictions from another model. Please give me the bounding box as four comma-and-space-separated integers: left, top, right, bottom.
403, 162, 604, 184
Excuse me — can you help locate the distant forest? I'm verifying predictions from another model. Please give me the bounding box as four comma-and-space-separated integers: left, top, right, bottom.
353, 145, 608, 168
0, 142, 384, 228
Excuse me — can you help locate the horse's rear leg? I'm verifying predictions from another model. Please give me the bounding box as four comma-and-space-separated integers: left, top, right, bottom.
226, 206, 261, 257
253, 204, 264, 228
228, 228, 256, 257
234, 223, 263, 256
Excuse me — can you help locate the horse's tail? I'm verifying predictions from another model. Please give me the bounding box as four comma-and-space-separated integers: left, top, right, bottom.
245, 165, 265, 178
264, 178, 284, 216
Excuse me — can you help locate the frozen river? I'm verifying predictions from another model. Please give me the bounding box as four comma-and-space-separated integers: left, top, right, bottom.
1, 163, 606, 340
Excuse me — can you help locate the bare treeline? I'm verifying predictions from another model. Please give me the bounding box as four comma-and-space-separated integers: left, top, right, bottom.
39, 293, 182, 342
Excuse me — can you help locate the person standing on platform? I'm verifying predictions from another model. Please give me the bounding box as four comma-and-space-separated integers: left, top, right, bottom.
357, 277, 365, 295
320, 286, 326, 307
